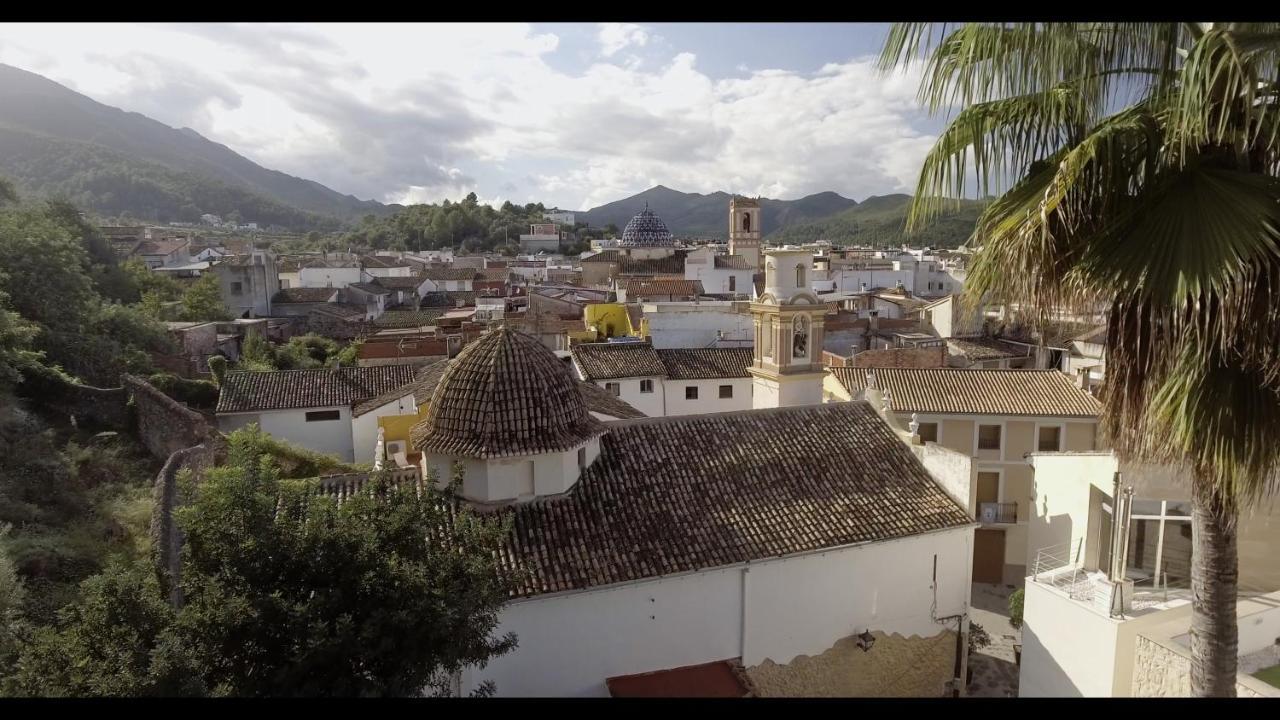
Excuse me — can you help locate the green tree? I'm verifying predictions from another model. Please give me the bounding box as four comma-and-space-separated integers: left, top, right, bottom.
121, 259, 183, 305
178, 274, 231, 322
9, 427, 516, 696
0, 524, 29, 672
881, 22, 1280, 695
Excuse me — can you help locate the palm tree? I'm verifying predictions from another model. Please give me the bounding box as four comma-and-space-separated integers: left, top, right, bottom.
880, 23, 1280, 696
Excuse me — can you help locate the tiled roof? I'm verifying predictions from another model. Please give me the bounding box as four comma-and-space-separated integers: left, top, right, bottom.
352, 361, 449, 417
348, 282, 391, 295
625, 279, 704, 298
619, 253, 686, 275
135, 239, 188, 256
422, 291, 476, 307
412, 327, 605, 458
945, 336, 1029, 361
572, 342, 666, 380
576, 382, 647, 419
216, 365, 419, 413
373, 309, 448, 328
372, 276, 425, 290
828, 367, 1102, 417
423, 268, 480, 281
477, 268, 512, 281
309, 303, 366, 320
273, 287, 338, 303
580, 250, 621, 264
713, 255, 755, 270
497, 402, 972, 597
656, 348, 753, 380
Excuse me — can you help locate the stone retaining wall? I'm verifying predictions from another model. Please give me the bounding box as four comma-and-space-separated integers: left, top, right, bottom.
121, 373, 214, 460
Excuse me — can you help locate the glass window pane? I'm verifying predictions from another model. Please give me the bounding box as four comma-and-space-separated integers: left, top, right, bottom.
1037, 426, 1062, 451
1131, 499, 1164, 517
978, 425, 1001, 449
1164, 501, 1192, 517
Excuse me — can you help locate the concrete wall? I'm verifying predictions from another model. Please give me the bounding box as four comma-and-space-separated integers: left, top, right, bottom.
299, 266, 362, 288
351, 394, 415, 465
219, 406, 355, 462
589, 376, 664, 418
915, 442, 973, 511
643, 302, 754, 349
1019, 580, 1123, 697
462, 526, 972, 697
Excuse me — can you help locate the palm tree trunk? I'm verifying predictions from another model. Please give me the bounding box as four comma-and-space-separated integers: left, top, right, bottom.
1189, 483, 1239, 697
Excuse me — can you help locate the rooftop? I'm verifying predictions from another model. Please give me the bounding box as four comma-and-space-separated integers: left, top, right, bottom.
828, 367, 1102, 417
273, 287, 338, 304
625, 279, 704, 298
216, 365, 420, 414
945, 336, 1030, 361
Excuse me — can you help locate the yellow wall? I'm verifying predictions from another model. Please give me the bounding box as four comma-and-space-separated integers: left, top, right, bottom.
583, 303, 634, 339
379, 405, 429, 446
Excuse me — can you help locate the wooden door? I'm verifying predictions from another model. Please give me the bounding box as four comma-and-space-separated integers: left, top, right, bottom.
973, 529, 1006, 584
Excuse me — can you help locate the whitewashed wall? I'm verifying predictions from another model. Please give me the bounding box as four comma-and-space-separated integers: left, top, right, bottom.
299, 266, 362, 288
462, 526, 972, 697
584, 376, 664, 418
350, 394, 416, 465
225, 406, 355, 462
1019, 580, 1123, 697
643, 303, 754, 349
661, 378, 753, 416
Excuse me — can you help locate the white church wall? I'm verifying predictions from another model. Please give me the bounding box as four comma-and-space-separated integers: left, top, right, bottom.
460, 525, 973, 697
642, 303, 754, 349
662, 378, 752, 416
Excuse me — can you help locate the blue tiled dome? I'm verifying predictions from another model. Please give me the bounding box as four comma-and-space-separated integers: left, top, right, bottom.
619, 207, 675, 247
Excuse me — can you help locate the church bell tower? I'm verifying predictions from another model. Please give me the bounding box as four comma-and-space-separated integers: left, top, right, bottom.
749, 247, 826, 409
729, 196, 762, 269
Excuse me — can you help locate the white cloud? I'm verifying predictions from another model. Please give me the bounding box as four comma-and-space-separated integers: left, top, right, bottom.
0, 23, 938, 212
597, 23, 650, 58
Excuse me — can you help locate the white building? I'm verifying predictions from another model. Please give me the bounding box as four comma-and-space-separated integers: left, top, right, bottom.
683, 246, 756, 296
639, 300, 755, 349
387, 326, 977, 697
215, 365, 422, 463
298, 261, 364, 289
519, 222, 562, 254
571, 343, 754, 417
1019, 452, 1280, 697
820, 252, 963, 298
545, 209, 576, 225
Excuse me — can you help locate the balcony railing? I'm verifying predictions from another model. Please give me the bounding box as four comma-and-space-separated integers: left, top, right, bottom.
977, 501, 1018, 524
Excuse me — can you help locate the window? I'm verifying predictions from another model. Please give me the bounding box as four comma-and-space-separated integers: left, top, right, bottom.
978, 424, 1002, 450
795, 264, 805, 287
761, 317, 774, 359
1037, 425, 1063, 452
918, 422, 939, 443
230, 281, 243, 295
305, 410, 340, 422
792, 315, 810, 360
604, 382, 620, 397
685, 386, 698, 400
639, 379, 654, 393
719, 384, 733, 399
728, 276, 736, 292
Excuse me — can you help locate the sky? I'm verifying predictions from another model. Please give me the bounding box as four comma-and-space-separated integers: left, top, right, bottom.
0, 23, 949, 211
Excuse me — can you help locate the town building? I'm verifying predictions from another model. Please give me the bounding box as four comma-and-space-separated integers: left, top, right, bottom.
519, 222, 562, 254
826, 367, 1103, 585
571, 342, 753, 417
748, 247, 828, 409
381, 325, 976, 697
210, 249, 280, 318
728, 196, 763, 269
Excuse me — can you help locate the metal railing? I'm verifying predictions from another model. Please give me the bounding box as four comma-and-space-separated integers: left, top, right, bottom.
977, 502, 1017, 524
1031, 539, 1097, 602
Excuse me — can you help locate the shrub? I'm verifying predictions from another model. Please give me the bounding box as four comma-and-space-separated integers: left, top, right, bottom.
147, 373, 219, 410
1008, 588, 1024, 630
968, 622, 992, 654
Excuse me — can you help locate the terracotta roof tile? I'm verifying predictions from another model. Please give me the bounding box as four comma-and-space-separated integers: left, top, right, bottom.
829, 367, 1102, 417
273, 287, 338, 303
348, 282, 391, 295
713, 255, 755, 270
625, 279, 704, 298
656, 348, 753, 379
373, 309, 448, 328
945, 336, 1030, 361
423, 268, 481, 281
216, 366, 419, 413
572, 342, 666, 380
372, 276, 425, 290
412, 327, 604, 458
352, 361, 449, 417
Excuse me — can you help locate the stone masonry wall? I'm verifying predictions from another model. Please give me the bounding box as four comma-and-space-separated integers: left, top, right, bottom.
121, 373, 214, 460
19, 368, 129, 430
1131, 635, 1272, 697
746, 629, 958, 697
149, 436, 227, 608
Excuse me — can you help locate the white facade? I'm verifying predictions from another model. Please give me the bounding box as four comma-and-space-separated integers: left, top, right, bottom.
582, 375, 754, 418
641, 301, 754, 349
822, 255, 963, 298
299, 266, 363, 288
683, 248, 755, 296
350, 392, 416, 465
462, 526, 974, 697
545, 210, 576, 225
422, 438, 602, 504
218, 407, 356, 462
363, 265, 412, 278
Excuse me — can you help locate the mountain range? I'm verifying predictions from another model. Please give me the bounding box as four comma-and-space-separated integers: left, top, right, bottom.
0, 63, 981, 246
0, 63, 394, 230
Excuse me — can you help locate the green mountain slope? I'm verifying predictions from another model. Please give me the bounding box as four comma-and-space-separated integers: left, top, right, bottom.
579, 185, 858, 237
766, 194, 986, 249
0, 63, 394, 229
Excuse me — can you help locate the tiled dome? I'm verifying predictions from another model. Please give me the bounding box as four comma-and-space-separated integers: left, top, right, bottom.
619, 206, 675, 247
412, 326, 604, 459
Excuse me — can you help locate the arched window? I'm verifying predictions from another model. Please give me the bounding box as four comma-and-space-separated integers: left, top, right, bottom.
795, 264, 805, 288
742, 212, 751, 233
793, 315, 810, 360
762, 317, 774, 360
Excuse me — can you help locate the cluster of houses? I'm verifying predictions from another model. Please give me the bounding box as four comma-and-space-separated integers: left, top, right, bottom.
124, 197, 1278, 698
